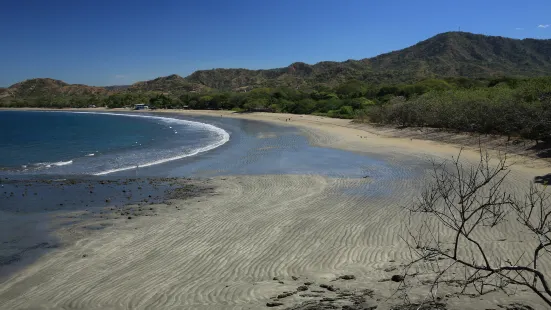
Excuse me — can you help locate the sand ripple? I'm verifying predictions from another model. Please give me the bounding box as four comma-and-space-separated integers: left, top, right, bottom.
1, 111, 548, 309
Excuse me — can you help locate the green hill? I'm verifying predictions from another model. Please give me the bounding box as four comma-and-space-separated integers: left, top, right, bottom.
3, 31, 551, 96
127, 74, 209, 93
183, 32, 551, 90
1, 78, 109, 99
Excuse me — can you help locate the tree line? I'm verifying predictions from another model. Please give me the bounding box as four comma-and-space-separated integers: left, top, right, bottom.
364, 77, 551, 144
2, 76, 551, 142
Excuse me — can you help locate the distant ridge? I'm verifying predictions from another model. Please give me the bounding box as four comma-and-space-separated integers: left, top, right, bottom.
0, 78, 109, 99
182, 32, 551, 90
127, 74, 209, 92
3, 31, 551, 96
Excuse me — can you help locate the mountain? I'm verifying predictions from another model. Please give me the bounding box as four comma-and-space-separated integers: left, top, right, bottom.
104, 85, 131, 91
183, 32, 551, 90
366, 32, 551, 81
1, 78, 109, 99
3, 32, 551, 96
128, 74, 209, 93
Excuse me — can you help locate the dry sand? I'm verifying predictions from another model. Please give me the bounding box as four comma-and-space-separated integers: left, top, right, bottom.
0, 109, 549, 309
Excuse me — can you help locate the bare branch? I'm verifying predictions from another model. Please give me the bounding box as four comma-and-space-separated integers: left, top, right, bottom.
401, 148, 551, 307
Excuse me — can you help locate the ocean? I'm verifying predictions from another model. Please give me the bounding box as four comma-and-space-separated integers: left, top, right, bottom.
1, 110, 429, 282
0, 111, 229, 176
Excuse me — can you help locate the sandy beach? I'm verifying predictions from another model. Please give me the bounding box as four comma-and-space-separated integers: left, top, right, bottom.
0, 109, 549, 309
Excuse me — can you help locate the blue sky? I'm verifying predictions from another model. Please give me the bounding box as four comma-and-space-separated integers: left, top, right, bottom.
1, 0, 550, 86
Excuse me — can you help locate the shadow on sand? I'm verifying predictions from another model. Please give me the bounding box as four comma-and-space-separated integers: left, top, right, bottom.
535, 174, 551, 185
529, 141, 551, 159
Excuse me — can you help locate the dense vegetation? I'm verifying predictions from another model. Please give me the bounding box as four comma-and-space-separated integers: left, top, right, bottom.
3, 76, 551, 136
364, 77, 551, 143
1, 79, 378, 118
2, 31, 551, 142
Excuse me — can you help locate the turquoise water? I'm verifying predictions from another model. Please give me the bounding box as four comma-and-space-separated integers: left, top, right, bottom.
0, 111, 229, 175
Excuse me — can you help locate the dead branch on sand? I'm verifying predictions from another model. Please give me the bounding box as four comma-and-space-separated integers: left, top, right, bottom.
401, 149, 551, 307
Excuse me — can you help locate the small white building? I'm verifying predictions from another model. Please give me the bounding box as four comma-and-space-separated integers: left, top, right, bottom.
134, 104, 149, 110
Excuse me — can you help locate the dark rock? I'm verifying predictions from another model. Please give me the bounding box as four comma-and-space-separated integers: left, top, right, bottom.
338, 275, 356, 280
297, 285, 308, 291
266, 302, 284, 307
391, 302, 446, 310
344, 300, 378, 310
391, 275, 405, 282
384, 267, 397, 272
277, 291, 295, 299
273, 277, 279, 281
284, 300, 340, 309
319, 284, 337, 291
499, 303, 535, 310
292, 276, 299, 281
304, 282, 313, 286
127, 216, 132, 220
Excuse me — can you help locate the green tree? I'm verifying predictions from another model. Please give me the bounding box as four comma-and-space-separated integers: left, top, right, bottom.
335, 80, 366, 98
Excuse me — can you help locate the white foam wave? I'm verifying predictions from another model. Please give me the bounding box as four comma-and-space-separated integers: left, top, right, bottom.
60, 111, 230, 176
85, 153, 95, 157
34, 160, 73, 168
54, 160, 73, 166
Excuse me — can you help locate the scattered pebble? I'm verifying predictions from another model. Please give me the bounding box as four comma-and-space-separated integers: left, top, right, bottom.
266, 302, 283, 307
391, 275, 405, 282
277, 291, 295, 299
297, 285, 308, 292
339, 275, 356, 280
319, 284, 337, 292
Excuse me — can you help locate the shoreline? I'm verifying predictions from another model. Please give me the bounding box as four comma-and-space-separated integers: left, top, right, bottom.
1, 173, 545, 309
4, 107, 546, 174
0, 110, 231, 176
0, 108, 548, 309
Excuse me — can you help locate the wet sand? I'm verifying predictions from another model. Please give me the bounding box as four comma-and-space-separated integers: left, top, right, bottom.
0, 177, 213, 278
0, 109, 549, 309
